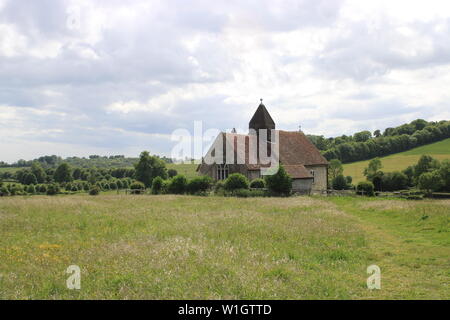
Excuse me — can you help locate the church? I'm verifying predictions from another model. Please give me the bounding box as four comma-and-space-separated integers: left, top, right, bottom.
197, 101, 329, 194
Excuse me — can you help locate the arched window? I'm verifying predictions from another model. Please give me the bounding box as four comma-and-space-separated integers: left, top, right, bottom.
217, 164, 229, 180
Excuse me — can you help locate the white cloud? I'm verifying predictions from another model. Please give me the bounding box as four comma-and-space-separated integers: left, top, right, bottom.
1, 0, 450, 162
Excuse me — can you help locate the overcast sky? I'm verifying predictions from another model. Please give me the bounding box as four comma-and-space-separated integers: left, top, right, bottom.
1, 0, 450, 162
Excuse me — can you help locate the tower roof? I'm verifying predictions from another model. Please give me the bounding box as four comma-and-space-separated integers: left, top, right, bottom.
249, 100, 275, 130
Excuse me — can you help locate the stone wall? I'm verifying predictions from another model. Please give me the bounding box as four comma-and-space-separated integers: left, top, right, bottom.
305, 165, 327, 191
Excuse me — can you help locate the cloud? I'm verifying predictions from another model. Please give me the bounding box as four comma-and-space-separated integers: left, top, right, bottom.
0, 0, 450, 162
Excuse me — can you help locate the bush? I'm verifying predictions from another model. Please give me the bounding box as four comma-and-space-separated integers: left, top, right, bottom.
228, 188, 267, 197
151, 176, 164, 194
264, 165, 292, 195
46, 184, 60, 196
0, 185, 10, 196
332, 174, 348, 190
27, 185, 36, 194
356, 181, 375, 196
89, 186, 100, 196
38, 184, 47, 193
214, 180, 225, 193
418, 170, 444, 194
130, 181, 145, 190
167, 175, 188, 194
250, 178, 265, 189
381, 171, 409, 191
168, 169, 178, 178
224, 173, 249, 191
187, 176, 212, 194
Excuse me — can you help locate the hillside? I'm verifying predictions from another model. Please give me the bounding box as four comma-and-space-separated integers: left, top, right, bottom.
343, 138, 450, 183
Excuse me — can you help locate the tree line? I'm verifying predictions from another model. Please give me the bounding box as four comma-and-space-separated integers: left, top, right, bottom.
307, 119, 450, 163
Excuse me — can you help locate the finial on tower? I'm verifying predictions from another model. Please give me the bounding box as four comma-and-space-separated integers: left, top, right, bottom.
260, 98, 263, 104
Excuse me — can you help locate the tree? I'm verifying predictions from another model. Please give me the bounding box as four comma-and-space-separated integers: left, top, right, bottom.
31, 162, 46, 183
332, 174, 348, 190
373, 130, 381, 138
54, 163, 73, 183
168, 169, 178, 178
381, 171, 409, 191
264, 165, 292, 195
438, 160, 450, 191
134, 151, 168, 188
418, 171, 444, 194
354, 130, 372, 142
23, 172, 38, 185
414, 155, 439, 179
364, 158, 383, 181
328, 159, 344, 182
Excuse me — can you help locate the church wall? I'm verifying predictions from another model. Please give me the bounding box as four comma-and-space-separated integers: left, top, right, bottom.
305, 165, 327, 191
292, 178, 313, 193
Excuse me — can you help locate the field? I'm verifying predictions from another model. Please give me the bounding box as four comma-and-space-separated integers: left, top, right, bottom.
167, 162, 199, 179
343, 138, 450, 183
0, 194, 448, 299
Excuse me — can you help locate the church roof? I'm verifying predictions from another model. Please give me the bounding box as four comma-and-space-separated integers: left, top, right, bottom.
197, 130, 328, 172
249, 102, 275, 130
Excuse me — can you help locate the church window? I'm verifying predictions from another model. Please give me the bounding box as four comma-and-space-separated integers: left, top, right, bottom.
217, 164, 229, 180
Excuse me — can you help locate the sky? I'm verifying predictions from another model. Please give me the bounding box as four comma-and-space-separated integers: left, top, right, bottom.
1, 0, 450, 162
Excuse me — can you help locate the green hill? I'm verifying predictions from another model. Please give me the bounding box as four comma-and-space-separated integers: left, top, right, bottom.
343, 138, 450, 183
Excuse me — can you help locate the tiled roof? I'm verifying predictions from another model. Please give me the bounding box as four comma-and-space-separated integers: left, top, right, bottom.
284, 164, 313, 179
197, 130, 327, 173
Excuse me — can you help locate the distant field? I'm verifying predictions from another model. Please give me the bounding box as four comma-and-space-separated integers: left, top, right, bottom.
167, 162, 199, 179
0, 167, 28, 174
0, 194, 448, 299
344, 138, 450, 183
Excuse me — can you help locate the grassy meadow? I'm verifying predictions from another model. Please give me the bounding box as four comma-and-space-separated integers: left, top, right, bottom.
0, 194, 448, 299
343, 138, 450, 183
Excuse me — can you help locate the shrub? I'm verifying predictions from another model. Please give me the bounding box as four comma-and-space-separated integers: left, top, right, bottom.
356, 181, 375, 196
38, 184, 47, 193
0, 185, 10, 196
229, 188, 267, 198
250, 178, 265, 189
224, 173, 249, 191
187, 176, 212, 194
130, 181, 145, 190
46, 184, 60, 196
89, 186, 100, 196
264, 165, 292, 195
418, 170, 444, 194
71, 185, 78, 192
167, 175, 188, 194
27, 185, 36, 194
214, 180, 225, 193
109, 182, 118, 190
116, 180, 123, 189
381, 171, 409, 191
332, 174, 348, 190
151, 176, 164, 194
168, 169, 178, 178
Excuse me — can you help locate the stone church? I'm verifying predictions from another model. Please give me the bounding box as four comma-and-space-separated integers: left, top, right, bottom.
197, 101, 329, 193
